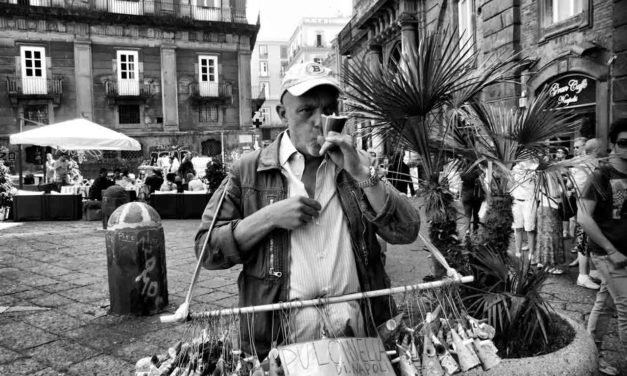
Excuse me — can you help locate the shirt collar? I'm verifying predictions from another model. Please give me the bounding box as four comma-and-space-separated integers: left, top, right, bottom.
279, 132, 300, 166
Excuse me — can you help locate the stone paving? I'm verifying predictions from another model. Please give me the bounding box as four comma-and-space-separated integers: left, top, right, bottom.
0, 219, 623, 375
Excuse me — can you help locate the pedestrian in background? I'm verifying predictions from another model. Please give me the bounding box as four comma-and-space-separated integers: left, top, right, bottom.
53, 155, 70, 189
89, 168, 113, 201
511, 159, 538, 260
45, 153, 55, 183
579, 119, 627, 376
178, 152, 196, 182
460, 163, 485, 236
144, 169, 164, 194
387, 150, 415, 196
160, 172, 177, 192
571, 137, 603, 290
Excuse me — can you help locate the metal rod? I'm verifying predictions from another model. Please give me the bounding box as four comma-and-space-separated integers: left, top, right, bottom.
160, 180, 231, 324
189, 275, 473, 319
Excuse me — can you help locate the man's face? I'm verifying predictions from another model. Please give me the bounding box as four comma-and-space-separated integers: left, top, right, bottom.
612, 131, 627, 160
556, 150, 566, 160
277, 86, 339, 158
573, 141, 585, 156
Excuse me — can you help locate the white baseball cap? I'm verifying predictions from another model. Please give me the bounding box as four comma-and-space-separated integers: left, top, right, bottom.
280, 62, 341, 101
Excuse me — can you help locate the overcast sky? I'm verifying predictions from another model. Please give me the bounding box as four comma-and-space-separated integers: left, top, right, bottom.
246, 0, 353, 41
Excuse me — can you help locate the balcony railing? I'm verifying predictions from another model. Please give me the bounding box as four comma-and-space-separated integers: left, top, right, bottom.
0, 0, 248, 23
190, 82, 232, 98
105, 80, 154, 100
6, 76, 63, 106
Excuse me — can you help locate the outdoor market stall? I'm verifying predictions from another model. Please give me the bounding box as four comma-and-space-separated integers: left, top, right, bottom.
8, 118, 141, 221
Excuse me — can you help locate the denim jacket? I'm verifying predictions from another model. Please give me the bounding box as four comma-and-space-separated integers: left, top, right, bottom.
195, 132, 421, 358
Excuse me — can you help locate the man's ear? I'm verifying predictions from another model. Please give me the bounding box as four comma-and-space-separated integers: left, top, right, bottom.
276, 104, 288, 125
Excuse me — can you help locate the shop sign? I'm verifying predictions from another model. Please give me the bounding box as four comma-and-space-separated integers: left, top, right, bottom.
545, 75, 595, 108
239, 134, 253, 144
278, 337, 395, 376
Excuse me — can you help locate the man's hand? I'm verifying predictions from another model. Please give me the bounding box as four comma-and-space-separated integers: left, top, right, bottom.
318, 132, 370, 181
268, 196, 321, 230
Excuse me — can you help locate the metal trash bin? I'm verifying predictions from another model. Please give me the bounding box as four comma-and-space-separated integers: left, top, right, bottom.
105, 202, 169, 315
101, 185, 129, 229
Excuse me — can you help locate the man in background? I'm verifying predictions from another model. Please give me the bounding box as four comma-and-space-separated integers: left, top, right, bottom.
579, 119, 627, 376
53, 155, 70, 189
144, 169, 164, 194
511, 159, 538, 260
89, 168, 113, 201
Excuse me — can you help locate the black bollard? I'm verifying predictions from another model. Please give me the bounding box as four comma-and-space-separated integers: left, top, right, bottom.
105, 202, 168, 315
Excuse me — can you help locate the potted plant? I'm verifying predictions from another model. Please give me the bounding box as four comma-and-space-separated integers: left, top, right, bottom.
342, 24, 597, 370
460, 90, 580, 258
462, 245, 598, 375
343, 27, 523, 276
0, 160, 15, 220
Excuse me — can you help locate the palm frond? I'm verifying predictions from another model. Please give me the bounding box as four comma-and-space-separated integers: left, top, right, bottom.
344, 27, 523, 157
462, 87, 580, 196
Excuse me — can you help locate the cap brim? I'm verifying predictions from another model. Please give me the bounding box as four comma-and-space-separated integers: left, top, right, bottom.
286, 77, 341, 97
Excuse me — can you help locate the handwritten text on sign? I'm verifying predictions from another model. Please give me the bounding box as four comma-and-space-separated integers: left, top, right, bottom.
278, 337, 395, 376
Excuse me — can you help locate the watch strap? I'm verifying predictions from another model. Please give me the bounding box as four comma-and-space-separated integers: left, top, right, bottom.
356, 173, 380, 188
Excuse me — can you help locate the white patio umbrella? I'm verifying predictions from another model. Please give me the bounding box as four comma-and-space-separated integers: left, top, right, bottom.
9, 118, 141, 150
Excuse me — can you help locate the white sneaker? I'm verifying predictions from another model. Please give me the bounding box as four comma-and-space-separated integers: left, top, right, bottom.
577, 275, 600, 290
598, 358, 619, 375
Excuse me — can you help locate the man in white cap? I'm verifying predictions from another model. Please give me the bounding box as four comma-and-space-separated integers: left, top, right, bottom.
195, 62, 420, 359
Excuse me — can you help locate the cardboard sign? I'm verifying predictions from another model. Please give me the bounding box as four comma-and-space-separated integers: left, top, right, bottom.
278, 337, 395, 376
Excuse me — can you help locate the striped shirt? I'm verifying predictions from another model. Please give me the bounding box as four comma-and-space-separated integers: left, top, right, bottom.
279, 134, 364, 342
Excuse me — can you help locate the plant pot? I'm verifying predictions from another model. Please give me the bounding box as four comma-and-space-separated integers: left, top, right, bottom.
465, 311, 598, 376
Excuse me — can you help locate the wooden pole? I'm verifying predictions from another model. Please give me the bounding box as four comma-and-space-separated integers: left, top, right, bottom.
188, 275, 473, 319
18, 118, 23, 189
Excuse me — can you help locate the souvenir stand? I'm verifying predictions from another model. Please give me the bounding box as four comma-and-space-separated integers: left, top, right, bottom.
134, 183, 500, 376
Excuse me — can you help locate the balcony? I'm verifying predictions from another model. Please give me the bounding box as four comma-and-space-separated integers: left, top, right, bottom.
251, 85, 266, 115
6, 76, 63, 107
189, 82, 232, 105
104, 80, 155, 104
0, 0, 249, 24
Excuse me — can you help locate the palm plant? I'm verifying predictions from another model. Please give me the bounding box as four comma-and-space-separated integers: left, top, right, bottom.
343, 27, 524, 275
460, 89, 580, 255
464, 245, 553, 357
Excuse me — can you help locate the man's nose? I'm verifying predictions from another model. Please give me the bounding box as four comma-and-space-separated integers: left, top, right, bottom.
312, 108, 323, 128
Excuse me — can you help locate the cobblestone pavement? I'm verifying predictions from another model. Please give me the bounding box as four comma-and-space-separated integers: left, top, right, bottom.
0, 219, 623, 375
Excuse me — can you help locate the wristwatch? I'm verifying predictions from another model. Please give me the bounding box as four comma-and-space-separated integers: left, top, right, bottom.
356, 171, 380, 188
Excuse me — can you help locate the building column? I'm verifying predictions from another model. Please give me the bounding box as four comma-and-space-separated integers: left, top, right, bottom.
366, 43, 382, 74
74, 40, 94, 120
399, 0, 418, 58
160, 45, 179, 129
238, 47, 252, 128
399, 13, 418, 60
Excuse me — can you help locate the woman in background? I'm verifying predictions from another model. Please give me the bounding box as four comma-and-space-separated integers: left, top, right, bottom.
45, 153, 56, 183
160, 172, 177, 192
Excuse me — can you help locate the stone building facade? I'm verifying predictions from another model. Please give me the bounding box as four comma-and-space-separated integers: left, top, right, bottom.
0, 0, 258, 177
337, 0, 627, 150
250, 39, 288, 146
